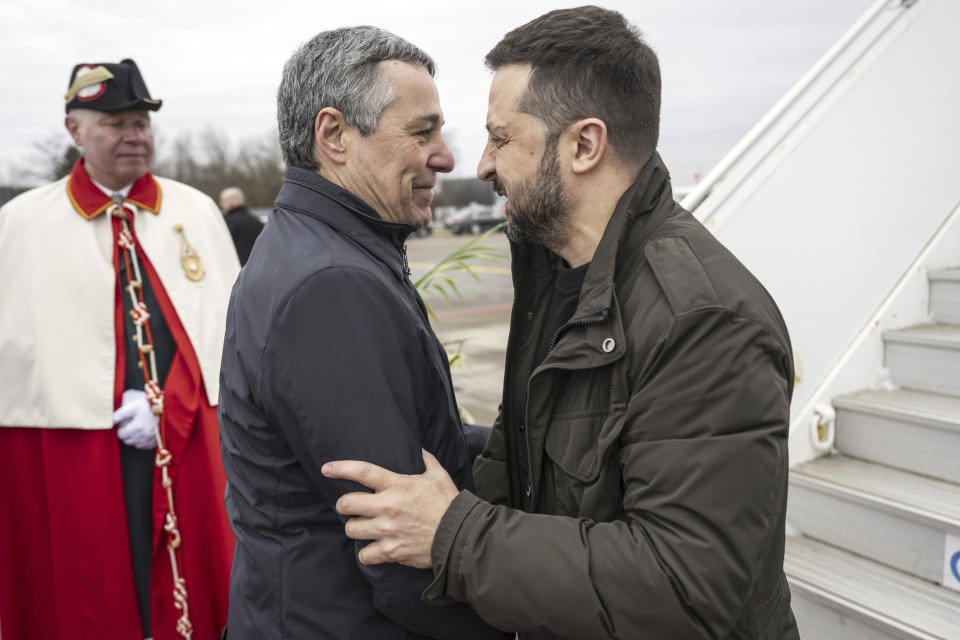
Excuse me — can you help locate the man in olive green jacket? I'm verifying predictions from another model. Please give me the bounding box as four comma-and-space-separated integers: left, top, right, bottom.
325, 7, 801, 639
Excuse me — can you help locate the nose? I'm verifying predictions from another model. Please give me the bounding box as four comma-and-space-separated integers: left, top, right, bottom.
477, 146, 495, 182
428, 136, 455, 174
122, 128, 143, 144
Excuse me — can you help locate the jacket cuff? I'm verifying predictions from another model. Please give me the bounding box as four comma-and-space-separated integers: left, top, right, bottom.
423, 489, 483, 605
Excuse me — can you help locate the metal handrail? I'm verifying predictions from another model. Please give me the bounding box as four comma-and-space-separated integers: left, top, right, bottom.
680, 0, 900, 215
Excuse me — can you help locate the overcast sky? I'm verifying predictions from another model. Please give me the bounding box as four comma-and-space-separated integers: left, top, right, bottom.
0, 0, 875, 187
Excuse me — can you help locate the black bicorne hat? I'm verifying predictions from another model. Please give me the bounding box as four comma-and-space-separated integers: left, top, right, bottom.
64, 58, 162, 113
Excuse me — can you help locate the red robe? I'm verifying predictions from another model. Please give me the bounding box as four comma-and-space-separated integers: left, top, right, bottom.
0, 165, 233, 639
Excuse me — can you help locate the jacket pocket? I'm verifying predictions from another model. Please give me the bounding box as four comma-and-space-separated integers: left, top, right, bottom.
543, 407, 625, 518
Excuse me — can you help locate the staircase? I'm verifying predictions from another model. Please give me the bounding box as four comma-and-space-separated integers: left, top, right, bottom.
785, 267, 960, 639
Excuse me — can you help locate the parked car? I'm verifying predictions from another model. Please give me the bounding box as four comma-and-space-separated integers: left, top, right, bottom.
443, 204, 506, 235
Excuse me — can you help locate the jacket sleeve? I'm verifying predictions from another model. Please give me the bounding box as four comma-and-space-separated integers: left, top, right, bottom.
426, 308, 792, 639
261, 268, 508, 640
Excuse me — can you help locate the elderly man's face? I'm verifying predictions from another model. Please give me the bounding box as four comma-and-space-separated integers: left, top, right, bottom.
477, 64, 572, 249
65, 109, 154, 191
345, 61, 454, 228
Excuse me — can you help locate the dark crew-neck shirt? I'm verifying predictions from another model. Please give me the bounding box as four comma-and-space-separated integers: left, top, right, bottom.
535, 255, 590, 365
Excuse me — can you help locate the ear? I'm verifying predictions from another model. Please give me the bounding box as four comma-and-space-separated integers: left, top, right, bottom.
569, 118, 607, 175
314, 107, 349, 165
64, 114, 83, 146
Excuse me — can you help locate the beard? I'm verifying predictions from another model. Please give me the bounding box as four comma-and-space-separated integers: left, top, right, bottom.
501, 140, 573, 251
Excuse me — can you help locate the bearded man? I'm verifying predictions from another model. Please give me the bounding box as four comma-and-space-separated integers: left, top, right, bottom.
0, 58, 239, 640
325, 7, 801, 639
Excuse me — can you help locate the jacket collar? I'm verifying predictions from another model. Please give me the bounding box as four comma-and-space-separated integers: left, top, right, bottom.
513, 152, 675, 373
512, 151, 674, 319
276, 167, 414, 281
66, 157, 161, 220
575, 151, 673, 318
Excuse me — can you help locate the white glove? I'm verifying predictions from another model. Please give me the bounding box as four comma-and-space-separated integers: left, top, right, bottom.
112, 389, 158, 450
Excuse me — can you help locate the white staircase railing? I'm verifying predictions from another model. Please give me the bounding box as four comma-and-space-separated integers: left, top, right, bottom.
681, 0, 896, 218
674, 0, 960, 465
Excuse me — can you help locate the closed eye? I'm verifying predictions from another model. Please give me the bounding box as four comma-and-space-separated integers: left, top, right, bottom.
489, 135, 509, 148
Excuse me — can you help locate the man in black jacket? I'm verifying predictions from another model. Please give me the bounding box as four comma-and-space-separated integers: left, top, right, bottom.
218, 186, 263, 265
217, 26, 508, 640
325, 7, 801, 640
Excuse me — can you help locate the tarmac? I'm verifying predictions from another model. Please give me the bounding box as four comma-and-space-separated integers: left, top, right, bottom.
407, 229, 512, 427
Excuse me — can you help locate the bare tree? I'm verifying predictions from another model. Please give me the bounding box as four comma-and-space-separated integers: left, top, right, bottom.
13, 132, 81, 183
153, 126, 283, 208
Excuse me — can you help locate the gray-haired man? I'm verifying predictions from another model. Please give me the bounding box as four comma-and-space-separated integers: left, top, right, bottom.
217, 26, 509, 639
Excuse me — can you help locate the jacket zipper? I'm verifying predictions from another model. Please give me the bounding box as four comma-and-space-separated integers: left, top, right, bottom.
401, 244, 411, 277
547, 309, 609, 354
519, 307, 608, 507
403, 244, 464, 447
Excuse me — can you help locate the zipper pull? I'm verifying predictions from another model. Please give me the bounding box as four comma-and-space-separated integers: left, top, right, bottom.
548, 309, 609, 353
401, 244, 412, 277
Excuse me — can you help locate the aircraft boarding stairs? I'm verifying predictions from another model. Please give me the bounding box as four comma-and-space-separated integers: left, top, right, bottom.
784, 268, 960, 639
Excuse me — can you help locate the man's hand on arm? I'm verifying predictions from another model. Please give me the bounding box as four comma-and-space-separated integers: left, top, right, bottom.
323, 449, 458, 569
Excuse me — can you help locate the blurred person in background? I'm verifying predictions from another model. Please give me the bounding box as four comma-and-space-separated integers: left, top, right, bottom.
0, 58, 240, 640
219, 186, 264, 265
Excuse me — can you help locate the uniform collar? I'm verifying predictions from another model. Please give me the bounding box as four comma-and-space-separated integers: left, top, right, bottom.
91, 178, 131, 200
66, 157, 162, 220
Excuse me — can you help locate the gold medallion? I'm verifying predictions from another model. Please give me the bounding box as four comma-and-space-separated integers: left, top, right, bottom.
181, 254, 205, 281
173, 224, 205, 282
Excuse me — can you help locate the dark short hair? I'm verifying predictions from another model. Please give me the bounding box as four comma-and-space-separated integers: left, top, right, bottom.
485, 6, 660, 168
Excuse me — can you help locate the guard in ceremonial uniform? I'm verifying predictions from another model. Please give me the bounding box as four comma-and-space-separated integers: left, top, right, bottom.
0, 59, 240, 640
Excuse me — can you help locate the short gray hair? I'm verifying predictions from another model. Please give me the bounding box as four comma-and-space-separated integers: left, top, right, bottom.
277, 26, 436, 170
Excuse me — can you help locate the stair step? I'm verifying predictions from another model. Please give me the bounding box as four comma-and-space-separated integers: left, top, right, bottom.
789, 455, 960, 583
785, 536, 960, 640
930, 268, 960, 325
884, 324, 960, 396
791, 455, 960, 526
834, 389, 960, 483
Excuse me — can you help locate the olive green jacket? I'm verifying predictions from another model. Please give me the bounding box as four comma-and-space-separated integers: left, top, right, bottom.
424, 154, 800, 640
